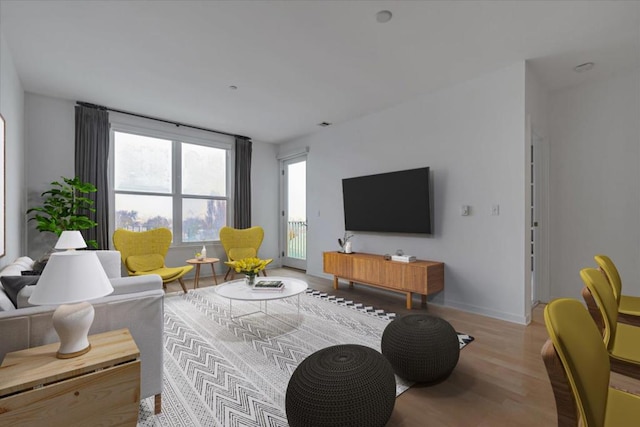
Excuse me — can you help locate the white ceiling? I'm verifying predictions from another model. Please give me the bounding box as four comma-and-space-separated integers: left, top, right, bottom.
1, 1, 639, 143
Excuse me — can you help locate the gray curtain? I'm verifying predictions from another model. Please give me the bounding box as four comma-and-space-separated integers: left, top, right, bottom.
234, 137, 252, 228
75, 105, 110, 249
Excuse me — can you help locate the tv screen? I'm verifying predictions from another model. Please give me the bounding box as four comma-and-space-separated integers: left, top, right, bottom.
342, 167, 431, 234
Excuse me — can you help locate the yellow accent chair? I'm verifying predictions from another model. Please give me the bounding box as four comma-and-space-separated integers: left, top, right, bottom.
594, 255, 640, 326
219, 226, 266, 280
580, 268, 640, 381
113, 228, 193, 293
542, 298, 640, 426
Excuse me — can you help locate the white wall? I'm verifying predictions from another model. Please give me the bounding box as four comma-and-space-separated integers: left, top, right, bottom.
250, 140, 279, 263
279, 63, 529, 323
24, 93, 75, 259
23, 93, 280, 278
549, 66, 640, 299
0, 32, 26, 268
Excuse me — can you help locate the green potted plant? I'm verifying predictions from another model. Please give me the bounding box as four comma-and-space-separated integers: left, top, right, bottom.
27, 176, 99, 248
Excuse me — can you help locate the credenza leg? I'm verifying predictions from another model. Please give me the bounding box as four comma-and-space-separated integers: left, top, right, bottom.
406, 293, 413, 310
333, 276, 339, 290
349, 281, 354, 289
421, 294, 427, 307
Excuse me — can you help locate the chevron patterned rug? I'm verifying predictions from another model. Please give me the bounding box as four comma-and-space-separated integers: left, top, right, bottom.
137, 287, 473, 426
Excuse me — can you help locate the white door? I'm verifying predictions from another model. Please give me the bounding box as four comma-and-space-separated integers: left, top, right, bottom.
530, 129, 549, 306
281, 156, 307, 270
530, 139, 539, 305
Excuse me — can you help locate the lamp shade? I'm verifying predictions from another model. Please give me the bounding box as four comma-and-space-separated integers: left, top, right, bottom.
29, 251, 114, 305
55, 230, 88, 250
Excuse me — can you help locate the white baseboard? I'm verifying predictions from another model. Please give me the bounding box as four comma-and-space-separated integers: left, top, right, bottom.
312, 271, 529, 325
434, 299, 529, 325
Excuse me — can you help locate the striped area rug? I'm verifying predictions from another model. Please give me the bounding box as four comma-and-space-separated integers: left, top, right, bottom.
137, 287, 473, 426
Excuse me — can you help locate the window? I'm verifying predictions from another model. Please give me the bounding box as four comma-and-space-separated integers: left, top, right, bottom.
110, 117, 232, 244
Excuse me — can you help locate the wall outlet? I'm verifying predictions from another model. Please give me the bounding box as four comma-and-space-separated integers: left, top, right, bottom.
491, 204, 500, 216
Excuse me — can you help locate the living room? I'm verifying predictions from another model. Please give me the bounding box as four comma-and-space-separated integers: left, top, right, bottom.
1, 1, 639, 425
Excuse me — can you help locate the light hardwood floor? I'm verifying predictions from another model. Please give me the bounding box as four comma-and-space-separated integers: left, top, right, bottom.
166, 267, 640, 427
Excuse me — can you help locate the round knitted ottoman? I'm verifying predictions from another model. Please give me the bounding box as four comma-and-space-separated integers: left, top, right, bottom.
285, 344, 396, 427
381, 314, 460, 382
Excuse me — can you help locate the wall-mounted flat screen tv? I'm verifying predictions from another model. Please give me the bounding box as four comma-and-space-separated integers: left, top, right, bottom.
342, 167, 431, 234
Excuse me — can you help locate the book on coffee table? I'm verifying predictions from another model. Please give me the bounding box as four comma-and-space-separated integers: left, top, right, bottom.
252, 280, 284, 291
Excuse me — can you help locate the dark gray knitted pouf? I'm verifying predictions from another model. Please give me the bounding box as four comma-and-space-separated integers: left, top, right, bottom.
381, 314, 460, 382
285, 344, 396, 427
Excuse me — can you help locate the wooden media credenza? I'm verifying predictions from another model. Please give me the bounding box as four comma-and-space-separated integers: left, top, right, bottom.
323, 252, 444, 309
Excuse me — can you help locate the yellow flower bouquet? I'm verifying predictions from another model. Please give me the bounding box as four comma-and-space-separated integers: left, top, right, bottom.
225, 257, 273, 285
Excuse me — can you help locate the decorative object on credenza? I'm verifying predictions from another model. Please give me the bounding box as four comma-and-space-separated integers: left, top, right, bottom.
28, 233, 113, 359
391, 249, 416, 262
224, 257, 272, 286
338, 232, 354, 253
382, 314, 460, 382
286, 344, 396, 427
26, 176, 99, 248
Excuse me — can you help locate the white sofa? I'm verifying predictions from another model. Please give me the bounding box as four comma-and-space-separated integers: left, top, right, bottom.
0, 251, 164, 413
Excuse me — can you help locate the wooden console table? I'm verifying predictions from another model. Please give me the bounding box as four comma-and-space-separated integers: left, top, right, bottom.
323, 252, 444, 309
0, 329, 140, 426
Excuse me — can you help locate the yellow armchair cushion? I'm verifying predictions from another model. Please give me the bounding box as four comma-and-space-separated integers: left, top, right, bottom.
132, 266, 193, 283
228, 247, 257, 261
126, 254, 165, 272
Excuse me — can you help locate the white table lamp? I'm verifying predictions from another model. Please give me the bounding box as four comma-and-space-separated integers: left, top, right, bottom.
55, 230, 88, 250
29, 238, 113, 358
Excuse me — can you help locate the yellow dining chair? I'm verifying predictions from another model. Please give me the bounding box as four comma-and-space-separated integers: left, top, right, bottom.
542, 298, 640, 427
580, 268, 640, 381
113, 228, 193, 293
594, 255, 640, 326
219, 226, 266, 280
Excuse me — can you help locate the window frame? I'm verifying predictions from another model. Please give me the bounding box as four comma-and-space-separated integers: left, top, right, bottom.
109, 114, 234, 247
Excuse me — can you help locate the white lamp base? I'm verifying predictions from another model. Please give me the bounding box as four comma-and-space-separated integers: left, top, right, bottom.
52, 301, 94, 359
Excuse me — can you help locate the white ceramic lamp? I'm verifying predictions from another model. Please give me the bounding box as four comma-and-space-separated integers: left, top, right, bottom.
55, 230, 88, 250
29, 240, 113, 358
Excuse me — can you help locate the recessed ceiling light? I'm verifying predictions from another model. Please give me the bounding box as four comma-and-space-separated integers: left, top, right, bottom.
318, 122, 332, 127
574, 62, 594, 73
229, 85, 238, 90
376, 10, 392, 23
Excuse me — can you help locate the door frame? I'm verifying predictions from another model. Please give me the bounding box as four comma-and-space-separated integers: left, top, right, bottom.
526, 116, 550, 323
532, 128, 550, 303
279, 153, 307, 270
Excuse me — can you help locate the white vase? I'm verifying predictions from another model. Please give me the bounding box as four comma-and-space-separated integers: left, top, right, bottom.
201, 245, 207, 260
344, 241, 352, 253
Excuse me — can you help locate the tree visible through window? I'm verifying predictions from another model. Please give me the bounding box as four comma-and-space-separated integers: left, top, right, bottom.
112, 130, 230, 243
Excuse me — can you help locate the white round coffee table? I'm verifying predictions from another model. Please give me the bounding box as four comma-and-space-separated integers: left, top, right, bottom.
215, 276, 308, 322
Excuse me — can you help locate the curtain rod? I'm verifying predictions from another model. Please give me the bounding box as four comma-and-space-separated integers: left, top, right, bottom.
77, 101, 250, 140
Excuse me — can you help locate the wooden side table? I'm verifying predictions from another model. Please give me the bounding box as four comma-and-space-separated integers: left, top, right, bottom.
186, 257, 220, 288
0, 329, 141, 426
